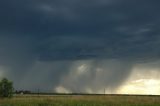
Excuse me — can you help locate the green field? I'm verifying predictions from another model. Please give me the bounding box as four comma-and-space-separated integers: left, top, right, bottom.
0, 95, 160, 106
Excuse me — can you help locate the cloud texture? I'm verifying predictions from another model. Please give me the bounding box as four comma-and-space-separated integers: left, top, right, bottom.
0, 0, 160, 93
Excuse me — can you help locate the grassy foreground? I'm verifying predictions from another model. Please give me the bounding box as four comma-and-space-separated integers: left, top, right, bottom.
0, 95, 160, 106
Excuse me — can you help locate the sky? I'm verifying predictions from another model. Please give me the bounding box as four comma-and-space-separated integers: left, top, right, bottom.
0, 0, 160, 94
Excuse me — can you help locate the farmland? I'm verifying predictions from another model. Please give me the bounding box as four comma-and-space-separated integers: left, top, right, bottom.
0, 95, 160, 106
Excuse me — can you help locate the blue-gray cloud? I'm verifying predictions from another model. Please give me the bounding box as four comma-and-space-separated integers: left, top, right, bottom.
1, 0, 160, 60
0, 0, 160, 92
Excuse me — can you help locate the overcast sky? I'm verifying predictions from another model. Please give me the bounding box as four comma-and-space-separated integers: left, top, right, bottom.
0, 0, 160, 94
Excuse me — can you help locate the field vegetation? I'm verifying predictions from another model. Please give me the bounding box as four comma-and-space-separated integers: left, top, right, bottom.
0, 95, 160, 106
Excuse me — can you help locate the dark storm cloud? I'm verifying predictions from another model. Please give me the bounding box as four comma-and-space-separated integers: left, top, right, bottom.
0, 0, 160, 92
1, 0, 160, 60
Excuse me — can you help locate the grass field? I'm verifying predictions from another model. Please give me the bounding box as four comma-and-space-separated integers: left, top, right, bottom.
0, 95, 160, 106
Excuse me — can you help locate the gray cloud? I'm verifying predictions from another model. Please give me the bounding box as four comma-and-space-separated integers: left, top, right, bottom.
0, 0, 160, 93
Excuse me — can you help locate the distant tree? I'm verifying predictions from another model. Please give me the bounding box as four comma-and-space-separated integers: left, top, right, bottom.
0, 78, 14, 98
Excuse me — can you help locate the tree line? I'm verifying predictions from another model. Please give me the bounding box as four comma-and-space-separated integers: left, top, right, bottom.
0, 78, 14, 98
